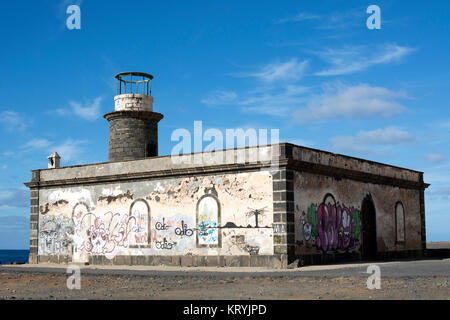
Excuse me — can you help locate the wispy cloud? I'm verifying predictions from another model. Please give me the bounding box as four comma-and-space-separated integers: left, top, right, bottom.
292, 83, 409, 124
428, 186, 450, 201
236, 58, 308, 83
276, 12, 321, 24
0, 111, 28, 132
0, 216, 28, 230
22, 138, 53, 150
201, 91, 237, 105
315, 44, 415, 76
0, 187, 29, 210
52, 138, 88, 161
425, 154, 447, 164
202, 85, 309, 117
331, 127, 414, 155
57, 96, 103, 121
21, 138, 87, 162
239, 85, 308, 116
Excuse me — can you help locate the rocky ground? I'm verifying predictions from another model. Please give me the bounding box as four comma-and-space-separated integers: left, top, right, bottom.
0, 268, 448, 300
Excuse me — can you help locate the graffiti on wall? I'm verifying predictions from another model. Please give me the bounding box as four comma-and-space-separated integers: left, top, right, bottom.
197, 196, 220, 246
175, 220, 194, 237
155, 237, 178, 250
301, 194, 362, 252
38, 171, 274, 258
130, 199, 150, 245
73, 211, 137, 258
245, 207, 267, 228
151, 214, 196, 251
39, 216, 74, 255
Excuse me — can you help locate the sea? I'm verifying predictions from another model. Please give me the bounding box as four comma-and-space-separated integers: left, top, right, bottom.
0, 250, 29, 264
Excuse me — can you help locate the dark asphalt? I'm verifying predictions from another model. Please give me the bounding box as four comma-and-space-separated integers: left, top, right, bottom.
1, 257, 449, 278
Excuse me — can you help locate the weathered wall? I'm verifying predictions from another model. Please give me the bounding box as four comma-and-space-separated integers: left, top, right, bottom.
37, 171, 273, 262
291, 145, 421, 182
294, 171, 423, 257
114, 94, 154, 112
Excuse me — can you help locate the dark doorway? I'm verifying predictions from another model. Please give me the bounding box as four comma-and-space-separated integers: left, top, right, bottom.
361, 195, 377, 260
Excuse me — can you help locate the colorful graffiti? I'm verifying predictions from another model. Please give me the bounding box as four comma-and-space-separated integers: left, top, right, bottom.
197, 196, 220, 246
302, 194, 361, 252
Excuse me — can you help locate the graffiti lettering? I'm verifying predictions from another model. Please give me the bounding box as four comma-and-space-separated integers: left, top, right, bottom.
302, 194, 361, 252
74, 212, 136, 258
197, 221, 211, 237
155, 218, 170, 230
39, 216, 74, 255
155, 237, 177, 250
175, 220, 194, 237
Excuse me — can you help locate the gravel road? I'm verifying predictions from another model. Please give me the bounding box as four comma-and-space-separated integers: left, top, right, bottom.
0, 258, 449, 300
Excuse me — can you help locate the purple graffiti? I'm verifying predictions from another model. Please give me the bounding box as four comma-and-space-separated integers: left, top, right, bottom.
316, 203, 357, 252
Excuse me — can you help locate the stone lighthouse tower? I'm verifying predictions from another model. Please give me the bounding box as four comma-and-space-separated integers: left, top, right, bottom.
104, 72, 164, 162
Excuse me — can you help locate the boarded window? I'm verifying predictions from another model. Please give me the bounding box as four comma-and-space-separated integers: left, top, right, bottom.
130, 199, 150, 246
196, 196, 220, 247
395, 202, 405, 243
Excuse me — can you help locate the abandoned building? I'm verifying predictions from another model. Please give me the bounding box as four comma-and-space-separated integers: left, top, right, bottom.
25, 72, 429, 268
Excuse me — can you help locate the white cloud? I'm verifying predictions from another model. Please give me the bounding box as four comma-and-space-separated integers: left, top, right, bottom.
276, 12, 321, 24
0, 111, 28, 131
201, 84, 308, 117
238, 58, 308, 83
292, 83, 408, 124
438, 120, 450, 129
201, 91, 237, 105
239, 85, 309, 116
315, 44, 415, 76
21, 138, 53, 150
428, 186, 450, 201
21, 138, 87, 162
425, 154, 447, 164
0, 187, 29, 210
51, 138, 87, 161
1, 151, 14, 157
68, 96, 103, 121
331, 127, 414, 154
57, 96, 103, 121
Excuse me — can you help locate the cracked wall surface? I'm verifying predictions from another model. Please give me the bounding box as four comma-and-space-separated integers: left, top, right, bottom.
37, 171, 274, 262
294, 171, 422, 256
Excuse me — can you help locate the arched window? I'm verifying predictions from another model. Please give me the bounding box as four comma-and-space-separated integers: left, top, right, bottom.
395, 202, 405, 243
129, 199, 150, 246
196, 195, 221, 247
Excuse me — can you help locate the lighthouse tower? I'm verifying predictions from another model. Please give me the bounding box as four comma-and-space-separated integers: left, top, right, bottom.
104, 72, 164, 162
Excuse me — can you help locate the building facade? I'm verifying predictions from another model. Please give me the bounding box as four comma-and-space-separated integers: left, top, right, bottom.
25, 73, 429, 268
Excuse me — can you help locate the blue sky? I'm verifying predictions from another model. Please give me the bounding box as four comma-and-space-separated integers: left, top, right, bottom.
0, 0, 449, 249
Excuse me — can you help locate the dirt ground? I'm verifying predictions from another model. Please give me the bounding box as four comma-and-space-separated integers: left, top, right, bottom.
0, 269, 448, 300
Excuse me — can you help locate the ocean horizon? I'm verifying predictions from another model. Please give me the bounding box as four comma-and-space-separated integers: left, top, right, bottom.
0, 250, 29, 264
